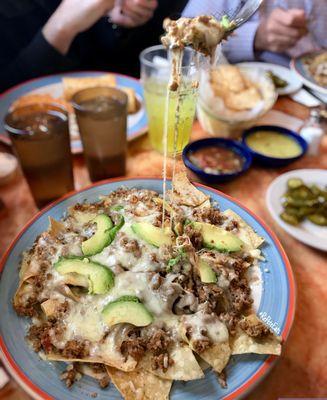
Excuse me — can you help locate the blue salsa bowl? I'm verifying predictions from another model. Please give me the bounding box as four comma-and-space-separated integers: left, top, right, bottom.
182, 138, 252, 184
242, 125, 308, 167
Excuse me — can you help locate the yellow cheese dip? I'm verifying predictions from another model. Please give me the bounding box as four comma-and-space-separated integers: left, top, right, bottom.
246, 131, 302, 158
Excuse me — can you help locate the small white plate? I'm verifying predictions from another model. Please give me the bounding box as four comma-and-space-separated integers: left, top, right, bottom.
266, 169, 327, 252
237, 62, 302, 96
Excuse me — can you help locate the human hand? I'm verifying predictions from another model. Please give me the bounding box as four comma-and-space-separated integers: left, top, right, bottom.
43, 0, 116, 54
109, 0, 158, 28
255, 8, 307, 53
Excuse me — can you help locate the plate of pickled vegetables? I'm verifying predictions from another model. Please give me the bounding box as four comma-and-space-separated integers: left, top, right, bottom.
266, 169, 327, 251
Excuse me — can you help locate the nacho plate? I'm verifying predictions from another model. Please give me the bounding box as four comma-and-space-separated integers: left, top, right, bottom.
0, 178, 295, 400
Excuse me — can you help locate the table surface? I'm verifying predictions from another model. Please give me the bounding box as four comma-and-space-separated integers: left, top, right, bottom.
0, 97, 326, 400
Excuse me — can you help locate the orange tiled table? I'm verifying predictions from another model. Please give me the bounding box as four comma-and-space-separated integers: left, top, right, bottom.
0, 97, 326, 400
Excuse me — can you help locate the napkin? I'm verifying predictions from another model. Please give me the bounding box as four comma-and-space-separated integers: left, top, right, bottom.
255, 109, 303, 132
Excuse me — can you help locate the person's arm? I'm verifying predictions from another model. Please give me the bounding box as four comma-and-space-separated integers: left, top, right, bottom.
0, 30, 72, 93
0, 0, 117, 92
222, 20, 259, 63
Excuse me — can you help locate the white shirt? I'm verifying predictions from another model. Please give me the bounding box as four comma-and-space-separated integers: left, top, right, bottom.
182, 0, 327, 66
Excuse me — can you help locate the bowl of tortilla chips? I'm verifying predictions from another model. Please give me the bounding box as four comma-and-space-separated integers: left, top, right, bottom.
197, 65, 277, 138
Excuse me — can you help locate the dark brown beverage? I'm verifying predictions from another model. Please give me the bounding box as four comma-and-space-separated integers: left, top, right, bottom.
73, 87, 127, 182
86, 154, 126, 182
5, 105, 74, 208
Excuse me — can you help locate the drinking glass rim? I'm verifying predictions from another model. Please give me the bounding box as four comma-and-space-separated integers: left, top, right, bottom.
139, 44, 199, 70
71, 86, 128, 112
4, 103, 69, 136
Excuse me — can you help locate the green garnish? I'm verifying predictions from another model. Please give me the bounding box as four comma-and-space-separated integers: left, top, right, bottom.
109, 216, 125, 241
111, 205, 124, 212
167, 250, 186, 272
111, 295, 140, 304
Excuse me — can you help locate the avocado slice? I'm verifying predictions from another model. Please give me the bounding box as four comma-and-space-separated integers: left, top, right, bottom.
82, 214, 113, 256
131, 222, 172, 247
193, 222, 244, 252
198, 258, 217, 283
102, 296, 153, 327
55, 257, 114, 295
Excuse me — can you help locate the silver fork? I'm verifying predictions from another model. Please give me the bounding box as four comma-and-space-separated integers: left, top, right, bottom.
215, 0, 264, 32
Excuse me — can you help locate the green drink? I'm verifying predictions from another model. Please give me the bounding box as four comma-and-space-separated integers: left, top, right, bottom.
143, 80, 198, 154
140, 45, 200, 155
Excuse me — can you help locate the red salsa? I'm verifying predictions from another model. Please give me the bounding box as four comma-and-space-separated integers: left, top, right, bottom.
189, 146, 244, 174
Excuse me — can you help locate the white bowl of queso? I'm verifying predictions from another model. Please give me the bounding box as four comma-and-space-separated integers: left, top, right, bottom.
242, 125, 308, 167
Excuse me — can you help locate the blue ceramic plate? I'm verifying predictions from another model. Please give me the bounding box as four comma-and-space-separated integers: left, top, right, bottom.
183, 138, 252, 184
0, 72, 148, 153
242, 125, 307, 167
291, 50, 327, 95
0, 178, 295, 400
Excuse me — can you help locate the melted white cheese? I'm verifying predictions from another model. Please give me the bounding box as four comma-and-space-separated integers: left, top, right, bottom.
182, 311, 228, 343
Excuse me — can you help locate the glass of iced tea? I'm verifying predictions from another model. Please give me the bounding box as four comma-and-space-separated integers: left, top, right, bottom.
5, 104, 74, 208
72, 87, 128, 182
140, 45, 201, 155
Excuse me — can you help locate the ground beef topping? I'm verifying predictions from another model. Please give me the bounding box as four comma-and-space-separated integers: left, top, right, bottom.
197, 282, 224, 313
120, 329, 146, 362
26, 319, 65, 354
98, 375, 110, 389
119, 235, 142, 258
219, 312, 239, 336
229, 279, 253, 314
62, 340, 90, 359
147, 329, 174, 373
14, 296, 40, 318
192, 207, 226, 225
239, 315, 270, 338
183, 225, 203, 250
185, 326, 212, 353
225, 219, 239, 232
216, 370, 228, 389
60, 364, 82, 388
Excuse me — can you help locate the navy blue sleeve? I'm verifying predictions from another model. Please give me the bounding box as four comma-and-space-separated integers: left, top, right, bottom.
0, 30, 74, 93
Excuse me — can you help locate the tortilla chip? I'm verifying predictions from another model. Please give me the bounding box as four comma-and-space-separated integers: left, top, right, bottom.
41, 299, 62, 318
18, 251, 35, 281
121, 87, 138, 114
172, 172, 209, 207
224, 86, 262, 111
62, 75, 116, 101
140, 344, 204, 381
179, 315, 231, 373
74, 363, 109, 381
11, 94, 73, 113
14, 252, 39, 307
46, 353, 137, 372
106, 367, 172, 400
62, 75, 138, 114
223, 209, 264, 249
195, 199, 211, 209
195, 342, 230, 374
230, 328, 281, 356
211, 66, 246, 93
48, 217, 65, 237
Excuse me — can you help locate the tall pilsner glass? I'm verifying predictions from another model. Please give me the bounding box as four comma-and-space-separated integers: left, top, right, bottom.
140, 45, 202, 155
